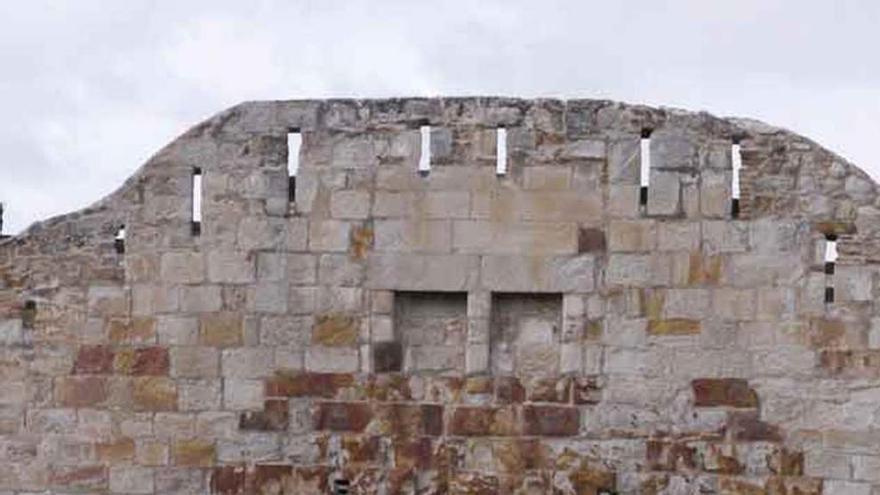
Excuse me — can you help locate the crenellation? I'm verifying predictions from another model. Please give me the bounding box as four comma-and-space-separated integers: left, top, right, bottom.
3, 96, 880, 493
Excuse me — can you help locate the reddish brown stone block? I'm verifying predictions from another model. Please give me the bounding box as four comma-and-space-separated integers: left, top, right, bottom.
350, 225, 373, 260
96, 437, 135, 462
132, 377, 178, 411
73, 345, 114, 374
646, 439, 699, 472
314, 402, 372, 432
199, 312, 243, 347
648, 318, 701, 336
768, 448, 804, 476
692, 378, 758, 408
340, 435, 381, 464
526, 377, 571, 403
522, 405, 580, 436
371, 403, 443, 437
366, 373, 412, 401
494, 438, 548, 473
312, 313, 359, 346
495, 376, 525, 404
56, 376, 108, 407
115, 346, 170, 376
808, 317, 846, 349
393, 437, 434, 470
210, 465, 245, 495
49, 465, 107, 490
239, 399, 289, 431
687, 252, 722, 286
728, 412, 782, 442
465, 376, 494, 395
566, 459, 616, 495
173, 439, 215, 467
250, 464, 293, 494
449, 407, 519, 437
573, 376, 602, 405
108, 317, 156, 343
450, 472, 499, 495
265, 371, 356, 398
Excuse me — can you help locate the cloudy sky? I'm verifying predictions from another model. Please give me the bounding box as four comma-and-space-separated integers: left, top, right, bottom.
1, 1, 879, 233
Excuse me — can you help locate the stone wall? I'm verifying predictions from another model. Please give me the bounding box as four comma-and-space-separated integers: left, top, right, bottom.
1, 97, 879, 494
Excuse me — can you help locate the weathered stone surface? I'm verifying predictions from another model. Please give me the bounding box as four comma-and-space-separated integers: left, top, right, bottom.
3, 97, 878, 493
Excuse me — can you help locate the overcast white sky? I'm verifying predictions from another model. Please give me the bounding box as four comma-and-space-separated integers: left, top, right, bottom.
1, 0, 879, 233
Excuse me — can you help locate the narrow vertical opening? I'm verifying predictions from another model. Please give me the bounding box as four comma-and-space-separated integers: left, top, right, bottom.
287, 129, 301, 202
639, 129, 652, 206
824, 234, 838, 274
191, 167, 202, 236
496, 126, 508, 176
825, 234, 838, 303
731, 138, 742, 218
114, 225, 126, 254
22, 300, 36, 329
418, 124, 431, 176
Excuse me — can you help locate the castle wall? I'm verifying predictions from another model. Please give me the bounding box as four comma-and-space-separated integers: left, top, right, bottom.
1, 97, 879, 494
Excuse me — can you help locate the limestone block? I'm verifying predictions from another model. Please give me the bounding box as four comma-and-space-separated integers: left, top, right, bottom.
523, 166, 572, 190
374, 219, 452, 253
88, 285, 130, 316
330, 190, 370, 219
316, 287, 364, 313
702, 220, 749, 254
453, 220, 577, 255
109, 466, 154, 494
712, 288, 756, 321
480, 254, 595, 292
608, 138, 640, 185
221, 348, 275, 378
305, 346, 359, 373
247, 283, 288, 314
222, 379, 265, 410
132, 284, 179, 316
700, 169, 732, 218
366, 253, 479, 291
517, 191, 603, 223
651, 133, 698, 170
286, 254, 317, 285
180, 286, 222, 313
318, 253, 365, 285
178, 379, 222, 411
656, 221, 700, 251
662, 289, 710, 319
285, 217, 308, 251
206, 251, 254, 283
561, 139, 606, 160
260, 315, 312, 347
307, 220, 351, 252
750, 219, 806, 254
606, 254, 651, 287
237, 216, 286, 252
373, 191, 470, 219
465, 344, 489, 374
608, 185, 640, 219
170, 347, 219, 378
727, 254, 803, 288
608, 220, 656, 252
833, 265, 874, 302
559, 343, 582, 374
646, 171, 681, 216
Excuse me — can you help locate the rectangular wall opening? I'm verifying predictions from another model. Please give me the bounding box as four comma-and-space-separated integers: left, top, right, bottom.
114, 225, 126, 254
191, 167, 202, 236
287, 129, 301, 202
731, 140, 742, 218
825, 234, 838, 303
490, 293, 562, 378
392, 291, 466, 373
639, 129, 652, 206
496, 126, 508, 175
418, 125, 431, 176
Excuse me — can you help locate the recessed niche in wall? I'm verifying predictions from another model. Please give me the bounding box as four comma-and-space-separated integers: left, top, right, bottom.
490, 293, 562, 378
393, 291, 467, 374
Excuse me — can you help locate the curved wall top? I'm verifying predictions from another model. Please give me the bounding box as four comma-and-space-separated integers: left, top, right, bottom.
0, 98, 879, 494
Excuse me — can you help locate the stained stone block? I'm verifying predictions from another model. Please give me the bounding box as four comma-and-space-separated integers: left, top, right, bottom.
647, 171, 681, 216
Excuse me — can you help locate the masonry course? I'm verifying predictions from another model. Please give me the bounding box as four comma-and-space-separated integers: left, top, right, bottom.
0, 97, 879, 494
